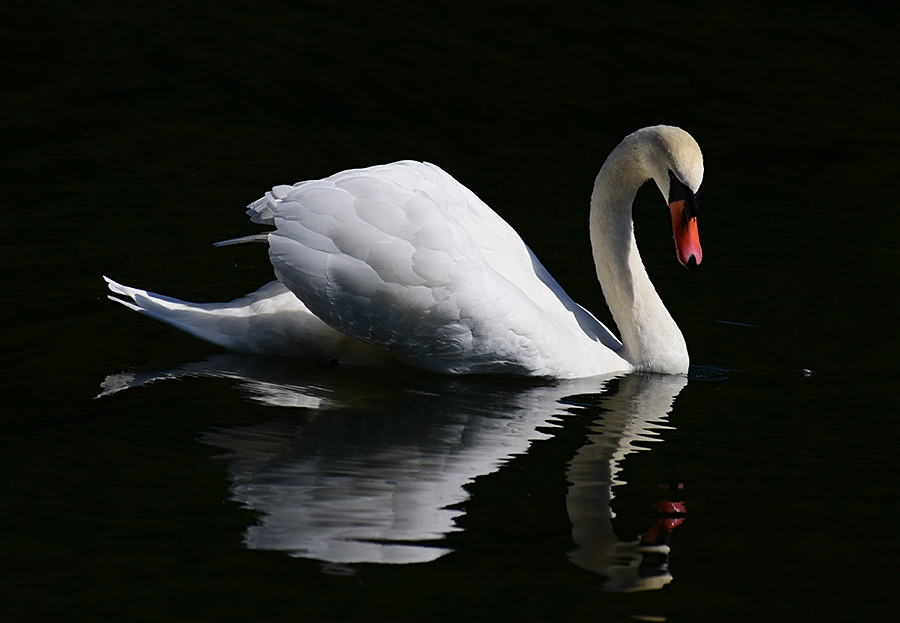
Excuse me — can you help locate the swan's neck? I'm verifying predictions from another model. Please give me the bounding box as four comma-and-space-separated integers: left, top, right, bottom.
589, 137, 689, 374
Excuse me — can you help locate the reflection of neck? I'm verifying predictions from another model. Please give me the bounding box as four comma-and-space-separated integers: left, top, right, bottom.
566, 373, 687, 592
589, 136, 688, 373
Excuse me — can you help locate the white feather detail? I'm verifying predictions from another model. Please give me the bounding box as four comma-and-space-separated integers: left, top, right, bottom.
106, 126, 704, 378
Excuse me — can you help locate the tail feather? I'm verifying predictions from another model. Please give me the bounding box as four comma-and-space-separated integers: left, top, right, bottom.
104, 276, 390, 364
105, 276, 306, 354
213, 233, 270, 247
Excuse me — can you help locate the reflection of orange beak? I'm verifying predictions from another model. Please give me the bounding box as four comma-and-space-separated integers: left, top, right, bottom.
669, 199, 702, 269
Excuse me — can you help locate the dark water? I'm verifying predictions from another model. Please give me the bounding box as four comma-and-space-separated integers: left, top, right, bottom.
3, 1, 899, 621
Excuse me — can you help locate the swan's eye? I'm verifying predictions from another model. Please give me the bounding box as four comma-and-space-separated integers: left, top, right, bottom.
667, 170, 699, 218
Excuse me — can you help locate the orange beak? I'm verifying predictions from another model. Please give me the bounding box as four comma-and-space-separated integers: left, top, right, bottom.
669, 199, 702, 269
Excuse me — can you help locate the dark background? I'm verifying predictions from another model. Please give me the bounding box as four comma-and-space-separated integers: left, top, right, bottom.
2, 1, 899, 621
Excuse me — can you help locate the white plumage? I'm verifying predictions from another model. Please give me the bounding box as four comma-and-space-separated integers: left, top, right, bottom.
107, 125, 704, 378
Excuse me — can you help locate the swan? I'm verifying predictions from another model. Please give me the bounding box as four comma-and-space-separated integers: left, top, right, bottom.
106, 125, 703, 378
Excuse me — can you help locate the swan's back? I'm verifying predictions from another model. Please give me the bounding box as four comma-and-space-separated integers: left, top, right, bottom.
251, 162, 532, 298
249, 161, 624, 376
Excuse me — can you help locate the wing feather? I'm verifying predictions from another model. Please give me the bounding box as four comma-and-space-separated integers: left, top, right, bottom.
255, 160, 620, 375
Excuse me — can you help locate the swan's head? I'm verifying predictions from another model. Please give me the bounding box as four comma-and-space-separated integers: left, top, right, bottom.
641, 126, 704, 269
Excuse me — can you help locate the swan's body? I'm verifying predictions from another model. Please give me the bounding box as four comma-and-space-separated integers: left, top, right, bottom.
107, 125, 703, 379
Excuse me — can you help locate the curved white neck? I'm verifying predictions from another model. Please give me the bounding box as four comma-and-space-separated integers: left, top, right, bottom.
589, 133, 689, 374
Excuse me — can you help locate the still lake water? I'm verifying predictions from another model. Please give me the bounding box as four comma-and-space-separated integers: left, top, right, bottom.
3, 1, 899, 621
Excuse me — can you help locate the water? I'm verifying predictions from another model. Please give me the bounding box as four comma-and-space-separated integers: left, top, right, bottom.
3, 1, 899, 621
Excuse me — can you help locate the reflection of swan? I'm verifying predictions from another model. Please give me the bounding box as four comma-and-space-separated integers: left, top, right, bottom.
98, 354, 342, 409
105, 125, 703, 378
198, 368, 610, 564
566, 373, 688, 592
110, 356, 689, 588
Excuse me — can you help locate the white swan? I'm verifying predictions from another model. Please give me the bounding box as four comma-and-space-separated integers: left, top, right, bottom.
106, 125, 703, 378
